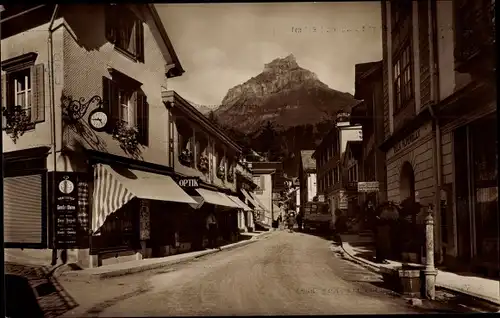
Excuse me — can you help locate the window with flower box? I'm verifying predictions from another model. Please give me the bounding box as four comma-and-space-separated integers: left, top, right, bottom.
103, 72, 148, 146
1, 52, 45, 131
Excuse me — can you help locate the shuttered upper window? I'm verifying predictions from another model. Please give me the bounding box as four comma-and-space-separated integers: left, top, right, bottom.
1, 52, 45, 129
105, 4, 145, 62
103, 74, 149, 146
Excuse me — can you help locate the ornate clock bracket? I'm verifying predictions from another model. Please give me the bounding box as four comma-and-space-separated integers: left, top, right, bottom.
62, 95, 104, 123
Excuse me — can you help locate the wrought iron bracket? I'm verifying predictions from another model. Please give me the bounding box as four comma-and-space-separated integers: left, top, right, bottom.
62, 95, 104, 123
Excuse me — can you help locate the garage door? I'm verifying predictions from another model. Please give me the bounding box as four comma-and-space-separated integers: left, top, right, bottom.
4, 174, 44, 245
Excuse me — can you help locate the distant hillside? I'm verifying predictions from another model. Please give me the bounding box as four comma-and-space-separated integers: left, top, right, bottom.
207, 54, 360, 177
214, 54, 358, 133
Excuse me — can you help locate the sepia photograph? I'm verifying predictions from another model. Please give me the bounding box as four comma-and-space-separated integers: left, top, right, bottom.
1, 1, 498, 317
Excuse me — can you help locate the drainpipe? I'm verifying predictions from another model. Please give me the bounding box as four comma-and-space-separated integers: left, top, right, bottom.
48, 4, 60, 266
428, 0, 443, 264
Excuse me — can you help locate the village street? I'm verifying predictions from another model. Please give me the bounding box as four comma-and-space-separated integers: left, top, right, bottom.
57, 231, 465, 317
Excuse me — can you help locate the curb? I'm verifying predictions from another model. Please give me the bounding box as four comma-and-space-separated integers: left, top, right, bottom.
337, 239, 500, 308
58, 232, 268, 282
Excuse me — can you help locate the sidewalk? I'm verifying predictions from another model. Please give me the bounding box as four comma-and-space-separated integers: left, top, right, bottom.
57, 230, 271, 282
338, 233, 500, 307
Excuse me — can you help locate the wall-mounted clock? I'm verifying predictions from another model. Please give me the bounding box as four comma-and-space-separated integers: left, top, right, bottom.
88, 108, 109, 132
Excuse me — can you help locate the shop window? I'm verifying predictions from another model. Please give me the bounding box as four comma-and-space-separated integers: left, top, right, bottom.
95, 199, 139, 250
470, 116, 498, 261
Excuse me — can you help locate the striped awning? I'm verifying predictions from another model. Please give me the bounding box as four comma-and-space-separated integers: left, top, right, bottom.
195, 188, 240, 208
92, 164, 196, 232
241, 189, 261, 210
228, 195, 252, 211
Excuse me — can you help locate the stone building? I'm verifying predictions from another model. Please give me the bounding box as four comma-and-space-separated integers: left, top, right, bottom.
350, 61, 388, 208
313, 112, 363, 226
379, 0, 496, 275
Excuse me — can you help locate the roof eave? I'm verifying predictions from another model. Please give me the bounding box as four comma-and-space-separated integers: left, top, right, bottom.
147, 4, 185, 78
162, 90, 242, 153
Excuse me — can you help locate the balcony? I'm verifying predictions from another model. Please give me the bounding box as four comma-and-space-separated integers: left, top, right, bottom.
454, 0, 496, 75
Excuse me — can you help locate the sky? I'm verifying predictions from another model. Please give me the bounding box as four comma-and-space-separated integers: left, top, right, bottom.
157, 2, 383, 108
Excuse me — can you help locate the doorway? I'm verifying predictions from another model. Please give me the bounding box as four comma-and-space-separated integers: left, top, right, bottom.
399, 161, 415, 202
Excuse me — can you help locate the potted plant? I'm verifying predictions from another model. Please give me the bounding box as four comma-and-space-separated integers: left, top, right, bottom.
227, 165, 235, 182
179, 148, 193, 166
198, 154, 209, 173
112, 122, 140, 156
2, 105, 32, 143
216, 165, 225, 180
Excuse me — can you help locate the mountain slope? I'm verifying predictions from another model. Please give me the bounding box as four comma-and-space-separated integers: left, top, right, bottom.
214, 54, 358, 134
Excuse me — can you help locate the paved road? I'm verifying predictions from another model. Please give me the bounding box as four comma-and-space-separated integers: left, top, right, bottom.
70, 231, 433, 316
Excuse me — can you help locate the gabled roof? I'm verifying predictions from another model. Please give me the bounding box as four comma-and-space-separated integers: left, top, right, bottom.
147, 5, 184, 78
300, 150, 316, 172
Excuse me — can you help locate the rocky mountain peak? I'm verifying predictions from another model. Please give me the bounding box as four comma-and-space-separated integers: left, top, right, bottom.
264, 54, 299, 72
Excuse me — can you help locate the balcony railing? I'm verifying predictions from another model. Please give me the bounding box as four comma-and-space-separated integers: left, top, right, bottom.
454, 0, 496, 72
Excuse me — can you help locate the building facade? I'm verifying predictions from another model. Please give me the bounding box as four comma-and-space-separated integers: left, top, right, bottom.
298, 150, 317, 217
2, 4, 189, 267
379, 0, 496, 275
341, 140, 362, 218
163, 90, 251, 253
351, 61, 388, 209
2, 4, 252, 268
313, 113, 362, 226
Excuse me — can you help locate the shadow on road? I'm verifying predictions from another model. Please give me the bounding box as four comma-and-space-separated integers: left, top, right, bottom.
5, 262, 79, 318
5, 274, 44, 318
84, 283, 151, 316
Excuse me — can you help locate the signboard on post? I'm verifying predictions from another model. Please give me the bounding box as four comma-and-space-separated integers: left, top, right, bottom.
53, 172, 80, 248
357, 181, 380, 193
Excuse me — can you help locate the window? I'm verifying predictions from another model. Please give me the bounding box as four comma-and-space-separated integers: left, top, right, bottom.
391, 0, 412, 31
260, 175, 266, 190
105, 4, 145, 62
393, 41, 414, 111
118, 88, 133, 125
103, 73, 148, 145
1, 53, 45, 128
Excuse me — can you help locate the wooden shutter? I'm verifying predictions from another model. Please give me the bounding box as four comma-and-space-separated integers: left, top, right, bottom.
136, 91, 148, 146
4, 174, 43, 245
31, 63, 45, 123
2, 74, 6, 129
102, 76, 119, 133
105, 5, 116, 44
136, 20, 145, 62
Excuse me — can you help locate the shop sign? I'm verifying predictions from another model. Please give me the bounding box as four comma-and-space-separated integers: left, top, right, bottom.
178, 177, 199, 188
358, 181, 380, 193
394, 129, 421, 154
54, 173, 79, 248
339, 191, 348, 210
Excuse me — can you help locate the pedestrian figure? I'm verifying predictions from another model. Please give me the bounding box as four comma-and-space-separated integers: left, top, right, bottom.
296, 213, 303, 231
206, 212, 221, 250
277, 214, 283, 230
287, 212, 296, 233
